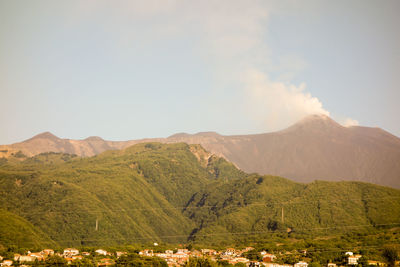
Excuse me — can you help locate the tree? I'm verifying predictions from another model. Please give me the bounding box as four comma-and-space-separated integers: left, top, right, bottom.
115, 254, 167, 267
243, 250, 261, 261
14, 151, 26, 158
185, 257, 218, 267
73, 257, 95, 267
357, 255, 369, 267
382, 246, 399, 267
45, 255, 68, 266
308, 262, 321, 267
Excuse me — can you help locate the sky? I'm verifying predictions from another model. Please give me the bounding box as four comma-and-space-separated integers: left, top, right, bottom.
1, 0, 399, 144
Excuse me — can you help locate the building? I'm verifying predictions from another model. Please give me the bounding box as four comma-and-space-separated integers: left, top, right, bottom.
14, 255, 35, 262
263, 253, 277, 262
294, 261, 308, 267
63, 248, 79, 256
177, 249, 189, 254
72, 255, 83, 261
28, 252, 44, 261
98, 258, 115, 266
41, 249, 54, 256
1, 260, 13, 266
116, 251, 127, 258
95, 249, 108, 256
139, 250, 153, 257
348, 255, 362, 265
223, 248, 237, 256
201, 249, 216, 256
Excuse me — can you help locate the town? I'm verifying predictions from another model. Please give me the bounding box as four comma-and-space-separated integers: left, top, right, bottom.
0, 246, 389, 267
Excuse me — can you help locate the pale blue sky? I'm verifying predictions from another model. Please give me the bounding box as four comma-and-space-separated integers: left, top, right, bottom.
1, 0, 399, 144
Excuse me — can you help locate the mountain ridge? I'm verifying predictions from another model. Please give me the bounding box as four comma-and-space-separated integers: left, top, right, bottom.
1, 114, 399, 188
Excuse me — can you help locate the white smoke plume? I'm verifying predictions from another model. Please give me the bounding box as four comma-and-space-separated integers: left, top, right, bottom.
241, 69, 330, 130
74, 1, 354, 132
342, 118, 360, 127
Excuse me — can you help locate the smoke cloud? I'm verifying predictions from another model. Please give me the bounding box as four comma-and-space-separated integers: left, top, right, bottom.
342, 118, 360, 127
74, 1, 354, 132
177, 1, 333, 131
242, 69, 330, 130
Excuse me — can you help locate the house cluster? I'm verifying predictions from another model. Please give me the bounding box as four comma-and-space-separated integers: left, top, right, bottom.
0, 249, 56, 266
0, 248, 125, 266
139, 247, 306, 267
137, 248, 387, 267
0, 247, 387, 267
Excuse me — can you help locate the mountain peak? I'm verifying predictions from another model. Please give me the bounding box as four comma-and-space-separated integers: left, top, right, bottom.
84, 136, 104, 142
283, 114, 343, 133
168, 131, 221, 139
168, 132, 190, 139
193, 131, 221, 137
298, 113, 332, 123
29, 132, 60, 141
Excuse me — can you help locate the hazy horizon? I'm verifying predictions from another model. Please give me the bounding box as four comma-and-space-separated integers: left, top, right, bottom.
1, 0, 399, 144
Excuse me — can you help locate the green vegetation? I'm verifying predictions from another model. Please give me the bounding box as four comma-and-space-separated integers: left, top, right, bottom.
184, 175, 400, 245
0, 142, 399, 253
115, 254, 167, 266
382, 245, 400, 267
0, 209, 56, 249
13, 151, 27, 158
185, 257, 219, 266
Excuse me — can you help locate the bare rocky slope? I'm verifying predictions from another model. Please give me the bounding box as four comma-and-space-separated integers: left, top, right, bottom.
1, 114, 399, 188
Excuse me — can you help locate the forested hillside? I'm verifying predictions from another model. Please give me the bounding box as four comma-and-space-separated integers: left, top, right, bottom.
0, 143, 399, 249
184, 176, 400, 244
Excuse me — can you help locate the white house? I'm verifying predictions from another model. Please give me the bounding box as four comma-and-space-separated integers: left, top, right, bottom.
139, 249, 153, 257
294, 261, 309, 267
15, 255, 35, 262
348, 255, 362, 265
63, 248, 79, 256
116, 251, 127, 257
177, 249, 189, 254
1, 260, 13, 266
95, 249, 108, 256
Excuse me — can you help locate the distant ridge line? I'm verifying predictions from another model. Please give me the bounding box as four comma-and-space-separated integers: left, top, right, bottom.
1, 114, 400, 188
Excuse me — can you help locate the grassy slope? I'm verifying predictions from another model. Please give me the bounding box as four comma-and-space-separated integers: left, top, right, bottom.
0, 209, 56, 249
0, 143, 399, 248
0, 143, 241, 247
184, 175, 400, 244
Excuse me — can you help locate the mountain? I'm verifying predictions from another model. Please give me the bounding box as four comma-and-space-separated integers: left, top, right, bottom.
1, 114, 400, 188
172, 114, 400, 188
0, 132, 138, 157
0, 143, 241, 247
0, 142, 399, 249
